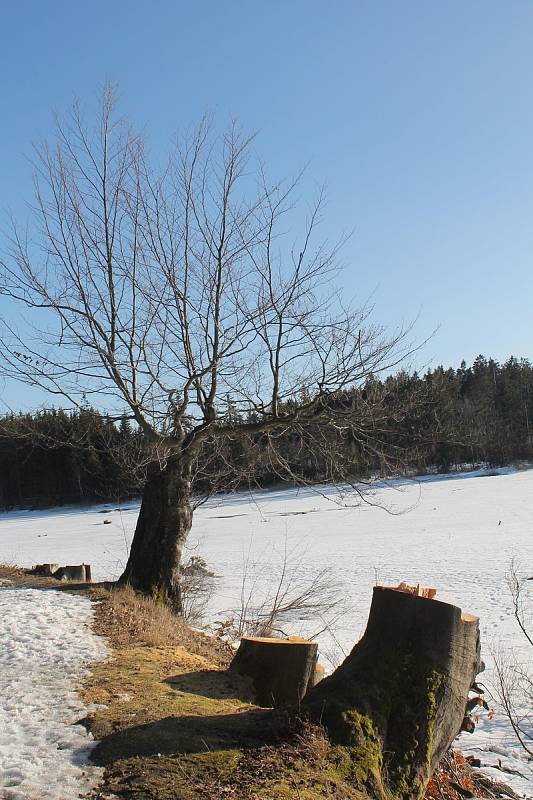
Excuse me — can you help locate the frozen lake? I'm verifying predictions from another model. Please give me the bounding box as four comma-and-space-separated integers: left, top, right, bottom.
1, 467, 532, 795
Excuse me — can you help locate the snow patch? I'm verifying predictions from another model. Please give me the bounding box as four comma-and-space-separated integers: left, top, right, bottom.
0, 588, 108, 799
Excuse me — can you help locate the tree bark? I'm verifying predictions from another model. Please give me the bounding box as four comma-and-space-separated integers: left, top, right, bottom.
119, 456, 192, 611
304, 586, 481, 800
230, 636, 318, 707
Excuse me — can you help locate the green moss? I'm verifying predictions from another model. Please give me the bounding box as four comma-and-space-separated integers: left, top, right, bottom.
305, 646, 449, 800
425, 670, 444, 770
249, 752, 368, 800
386, 668, 444, 800
330, 710, 384, 795
327, 745, 354, 780
150, 584, 169, 606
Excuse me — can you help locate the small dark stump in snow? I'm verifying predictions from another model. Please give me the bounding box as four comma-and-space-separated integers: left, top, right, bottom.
29, 563, 93, 582
30, 563, 59, 577
53, 564, 92, 582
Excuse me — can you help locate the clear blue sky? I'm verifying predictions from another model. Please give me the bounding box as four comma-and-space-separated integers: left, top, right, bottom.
1, 0, 533, 409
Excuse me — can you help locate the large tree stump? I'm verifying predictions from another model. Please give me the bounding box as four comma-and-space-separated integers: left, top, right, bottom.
304, 585, 481, 800
230, 635, 318, 707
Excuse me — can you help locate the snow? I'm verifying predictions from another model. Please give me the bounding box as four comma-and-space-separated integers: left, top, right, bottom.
0, 587, 108, 800
0, 467, 532, 796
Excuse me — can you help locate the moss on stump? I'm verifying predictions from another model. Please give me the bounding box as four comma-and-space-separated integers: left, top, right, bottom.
304, 586, 481, 800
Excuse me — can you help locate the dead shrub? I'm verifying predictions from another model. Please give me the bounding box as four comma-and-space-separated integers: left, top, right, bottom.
180, 555, 218, 626
293, 719, 330, 764
215, 538, 346, 645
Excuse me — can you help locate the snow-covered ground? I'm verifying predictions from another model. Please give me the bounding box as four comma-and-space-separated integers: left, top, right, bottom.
0, 587, 108, 800
0, 467, 532, 796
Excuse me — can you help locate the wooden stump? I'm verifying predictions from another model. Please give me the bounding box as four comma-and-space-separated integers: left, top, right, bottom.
31, 563, 60, 577
52, 564, 92, 582
304, 585, 481, 800
230, 635, 318, 707
308, 661, 325, 689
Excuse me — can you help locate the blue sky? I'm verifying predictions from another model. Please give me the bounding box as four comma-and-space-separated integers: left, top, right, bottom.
1, 1, 533, 408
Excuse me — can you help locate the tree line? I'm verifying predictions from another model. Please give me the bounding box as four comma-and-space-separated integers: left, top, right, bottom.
1, 353, 531, 510
0, 410, 141, 508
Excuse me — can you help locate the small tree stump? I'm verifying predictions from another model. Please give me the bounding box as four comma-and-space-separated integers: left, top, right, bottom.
304, 585, 482, 800
31, 563, 59, 577
52, 564, 92, 582
230, 635, 318, 707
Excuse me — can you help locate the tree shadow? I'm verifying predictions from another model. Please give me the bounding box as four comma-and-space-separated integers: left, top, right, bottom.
0, 579, 116, 593
91, 708, 283, 765
55, 580, 116, 591
164, 669, 255, 703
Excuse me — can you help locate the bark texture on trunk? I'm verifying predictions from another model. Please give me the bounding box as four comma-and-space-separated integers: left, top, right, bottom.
230, 636, 318, 707
304, 586, 481, 800
119, 457, 192, 611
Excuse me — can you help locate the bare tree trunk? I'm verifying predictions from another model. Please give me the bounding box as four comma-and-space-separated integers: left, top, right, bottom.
304, 586, 481, 800
119, 456, 192, 611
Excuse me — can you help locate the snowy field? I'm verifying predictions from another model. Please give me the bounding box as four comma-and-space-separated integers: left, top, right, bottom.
0, 467, 532, 796
0, 588, 108, 800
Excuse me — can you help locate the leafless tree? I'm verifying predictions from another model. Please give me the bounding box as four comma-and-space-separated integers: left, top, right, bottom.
0, 87, 419, 609
492, 560, 533, 757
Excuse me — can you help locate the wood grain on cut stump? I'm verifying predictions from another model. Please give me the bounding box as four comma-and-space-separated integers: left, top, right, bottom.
230, 635, 318, 707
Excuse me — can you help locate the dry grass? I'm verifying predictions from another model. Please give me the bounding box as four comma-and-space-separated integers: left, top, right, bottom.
91, 584, 232, 666
82, 586, 289, 799
0, 563, 61, 588
81, 584, 366, 800
292, 720, 331, 765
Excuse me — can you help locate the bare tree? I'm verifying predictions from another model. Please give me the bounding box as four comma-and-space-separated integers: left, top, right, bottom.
0, 87, 418, 609
492, 560, 533, 757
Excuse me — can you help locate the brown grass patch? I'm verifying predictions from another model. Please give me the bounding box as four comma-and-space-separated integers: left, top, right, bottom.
83, 587, 498, 800
91, 584, 232, 665
82, 587, 290, 798
0, 563, 60, 588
